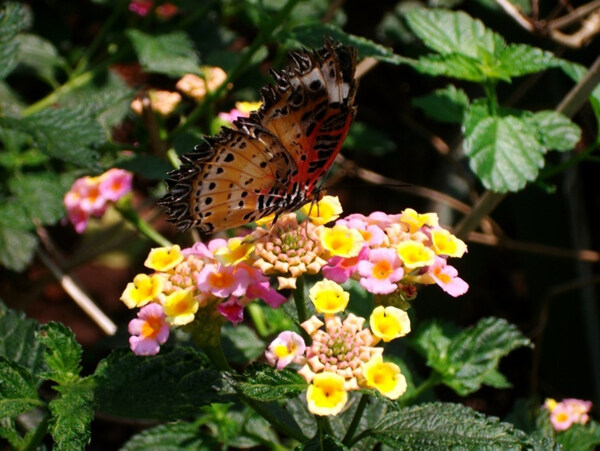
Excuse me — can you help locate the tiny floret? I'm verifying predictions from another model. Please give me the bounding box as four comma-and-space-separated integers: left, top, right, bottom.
363, 355, 407, 400
309, 279, 350, 314
301, 195, 343, 225
306, 372, 348, 416
397, 240, 436, 269
163, 289, 199, 326
370, 306, 411, 342
321, 224, 365, 258
265, 331, 306, 369
145, 245, 184, 271
120, 273, 163, 309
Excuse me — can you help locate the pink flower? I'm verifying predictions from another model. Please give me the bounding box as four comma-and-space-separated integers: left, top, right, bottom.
246, 281, 287, 308
217, 297, 244, 324
128, 303, 169, 356
550, 403, 575, 431
322, 246, 368, 284
563, 398, 592, 425
196, 263, 249, 298
66, 204, 89, 234
98, 168, 133, 202
427, 257, 469, 297
218, 109, 246, 123
129, 0, 153, 16
75, 177, 106, 215
266, 331, 306, 370
182, 241, 213, 259
357, 248, 404, 294
156, 3, 178, 19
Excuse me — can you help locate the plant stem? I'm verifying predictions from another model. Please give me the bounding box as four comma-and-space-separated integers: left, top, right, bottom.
115, 202, 172, 247
22, 410, 50, 451
248, 303, 269, 337
483, 81, 498, 116
293, 275, 308, 324
341, 393, 369, 445
398, 372, 441, 405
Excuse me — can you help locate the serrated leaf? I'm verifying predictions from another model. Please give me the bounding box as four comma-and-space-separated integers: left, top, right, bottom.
299, 434, 348, 450
558, 420, 600, 451
0, 2, 28, 79
94, 347, 225, 420
0, 226, 37, 271
0, 302, 46, 384
463, 107, 545, 192
127, 29, 200, 77
281, 22, 407, 65
408, 320, 455, 371
48, 376, 94, 451
60, 70, 135, 131
0, 357, 42, 418
372, 403, 530, 449
37, 322, 82, 382
343, 121, 396, 156
14, 33, 66, 85
403, 9, 498, 58
224, 365, 307, 401
409, 53, 491, 82
497, 44, 560, 77
526, 110, 581, 151
285, 396, 316, 438
1, 108, 102, 167
412, 85, 470, 124
8, 172, 66, 225
443, 318, 530, 396
121, 421, 217, 451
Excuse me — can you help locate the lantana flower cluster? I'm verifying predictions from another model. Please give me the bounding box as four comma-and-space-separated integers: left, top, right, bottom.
266, 280, 411, 416
64, 168, 133, 233
121, 241, 286, 356
544, 398, 592, 431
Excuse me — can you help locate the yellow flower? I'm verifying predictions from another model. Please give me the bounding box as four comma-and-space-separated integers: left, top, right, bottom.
214, 238, 255, 266
145, 245, 184, 271
254, 213, 276, 228
400, 208, 439, 233
396, 240, 435, 269
431, 228, 467, 257
235, 101, 262, 114
321, 224, 364, 258
163, 289, 198, 326
309, 280, 349, 314
301, 195, 343, 225
363, 355, 407, 400
306, 372, 348, 416
370, 306, 411, 342
120, 273, 163, 309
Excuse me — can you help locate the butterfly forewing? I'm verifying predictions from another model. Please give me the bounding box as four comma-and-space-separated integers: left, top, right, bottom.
161, 40, 357, 233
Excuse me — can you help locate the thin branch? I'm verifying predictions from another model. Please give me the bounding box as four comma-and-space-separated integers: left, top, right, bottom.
549, 0, 600, 29
495, 0, 535, 31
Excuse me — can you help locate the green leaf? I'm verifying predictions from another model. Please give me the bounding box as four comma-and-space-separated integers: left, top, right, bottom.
496, 44, 560, 77
414, 317, 531, 396
94, 347, 225, 420
412, 85, 470, 124
372, 403, 530, 449
1, 108, 102, 168
0, 301, 46, 384
48, 376, 95, 451
408, 53, 491, 82
127, 29, 200, 77
121, 421, 218, 451
60, 70, 135, 131
558, 421, 600, 451
221, 323, 266, 364
37, 322, 82, 382
0, 226, 37, 272
285, 396, 316, 438
224, 365, 307, 402
403, 9, 498, 58
0, 2, 29, 79
281, 22, 406, 65
526, 110, 581, 151
0, 357, 42, 418
463, 104, 545, 192
14, 33, 66, 85
8, 172, 66, 225
343, 121, 396, 156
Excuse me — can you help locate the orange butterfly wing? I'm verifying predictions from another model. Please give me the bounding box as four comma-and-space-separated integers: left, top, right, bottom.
161, 40, 357, 233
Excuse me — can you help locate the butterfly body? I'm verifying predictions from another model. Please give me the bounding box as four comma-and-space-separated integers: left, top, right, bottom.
161, 40, 357, 233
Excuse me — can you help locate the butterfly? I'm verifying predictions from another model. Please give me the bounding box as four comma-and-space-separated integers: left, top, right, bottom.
160, 40, 358, 234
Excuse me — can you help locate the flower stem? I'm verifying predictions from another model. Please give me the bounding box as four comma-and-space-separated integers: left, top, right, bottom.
342, 393, 369, 445
293, 275, 308, 324
247, 303, 269, 337
114, 202, 171, 247
398, 372, 441, 405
